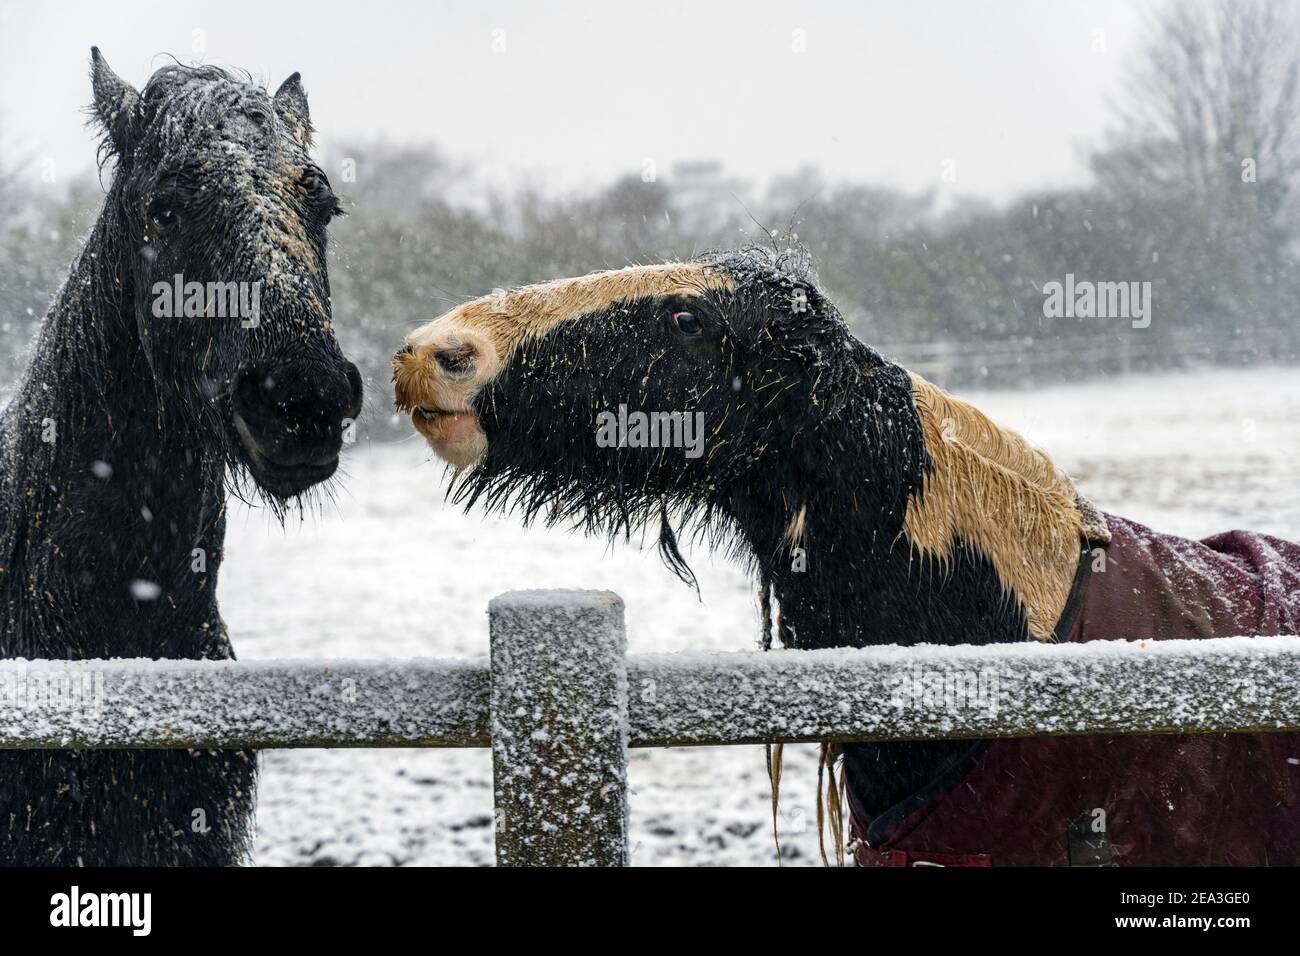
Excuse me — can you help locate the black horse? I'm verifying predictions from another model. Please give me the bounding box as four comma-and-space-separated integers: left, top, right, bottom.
394, 247, 1300, 866
0, 50, 362, 865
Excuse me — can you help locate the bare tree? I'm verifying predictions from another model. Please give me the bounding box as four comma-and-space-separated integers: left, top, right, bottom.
1095, 0, 1300, 207
1091, 0, 1300, 336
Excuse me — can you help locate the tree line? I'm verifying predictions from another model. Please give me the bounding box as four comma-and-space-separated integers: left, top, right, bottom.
3, 0, 1297, 434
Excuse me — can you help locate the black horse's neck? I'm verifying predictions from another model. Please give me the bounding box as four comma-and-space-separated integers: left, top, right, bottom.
0, 201, 228, 660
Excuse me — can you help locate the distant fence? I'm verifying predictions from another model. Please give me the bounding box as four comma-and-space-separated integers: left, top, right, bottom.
879, 331, 1300, 389
2, 589, 1299, 865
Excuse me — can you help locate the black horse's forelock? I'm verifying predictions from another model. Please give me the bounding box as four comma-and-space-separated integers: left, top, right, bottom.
142, 60, 256, 94
90, 60, 262, 173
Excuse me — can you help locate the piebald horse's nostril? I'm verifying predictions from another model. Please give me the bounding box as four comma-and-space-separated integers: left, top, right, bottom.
435, 343, 477, 379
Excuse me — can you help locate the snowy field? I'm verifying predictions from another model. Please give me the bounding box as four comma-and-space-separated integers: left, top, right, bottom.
219, 366, 1300, 866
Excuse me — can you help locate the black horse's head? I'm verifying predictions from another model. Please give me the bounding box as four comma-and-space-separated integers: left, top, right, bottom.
393, 247, 892, 540
90, 49, 362, 500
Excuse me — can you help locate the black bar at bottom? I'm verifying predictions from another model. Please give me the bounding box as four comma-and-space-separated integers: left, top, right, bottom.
0, 865, 1284, 940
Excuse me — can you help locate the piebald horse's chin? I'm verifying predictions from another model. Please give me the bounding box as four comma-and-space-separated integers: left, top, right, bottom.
409, 407, 487, 469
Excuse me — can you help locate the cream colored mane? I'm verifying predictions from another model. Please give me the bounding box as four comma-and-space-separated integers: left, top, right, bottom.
903, 373, 1106, 640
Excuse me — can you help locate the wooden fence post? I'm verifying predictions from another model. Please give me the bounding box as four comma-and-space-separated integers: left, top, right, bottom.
489, 590, 630, 866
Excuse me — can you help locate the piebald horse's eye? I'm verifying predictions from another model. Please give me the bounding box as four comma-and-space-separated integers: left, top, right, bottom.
673, 311, 702, 335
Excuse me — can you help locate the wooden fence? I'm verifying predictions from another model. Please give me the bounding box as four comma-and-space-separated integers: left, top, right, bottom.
2, 589, 1298, 865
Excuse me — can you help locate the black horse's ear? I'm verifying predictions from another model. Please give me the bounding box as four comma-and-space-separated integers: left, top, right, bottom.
89, 47, 139, 157
273, 72, 313, 149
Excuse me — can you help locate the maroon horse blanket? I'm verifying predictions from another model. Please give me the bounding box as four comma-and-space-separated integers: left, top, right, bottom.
851, 514, 1300, 866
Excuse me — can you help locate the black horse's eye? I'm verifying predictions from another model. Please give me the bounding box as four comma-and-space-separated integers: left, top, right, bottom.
150, 206, 179, 233
301, 171, 343, 219
673, 311, 702, 335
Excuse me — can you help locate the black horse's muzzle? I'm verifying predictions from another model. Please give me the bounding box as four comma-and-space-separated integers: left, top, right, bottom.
231, 358, 363, 497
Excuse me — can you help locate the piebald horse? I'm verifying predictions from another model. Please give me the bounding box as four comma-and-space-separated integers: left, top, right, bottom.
394, 247, 1300, 865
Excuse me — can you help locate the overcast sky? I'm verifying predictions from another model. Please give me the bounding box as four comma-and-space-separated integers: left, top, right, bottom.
0, 0, 1159, 203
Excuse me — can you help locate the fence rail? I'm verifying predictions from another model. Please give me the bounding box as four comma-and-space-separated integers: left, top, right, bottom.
2, 589, 1298, 864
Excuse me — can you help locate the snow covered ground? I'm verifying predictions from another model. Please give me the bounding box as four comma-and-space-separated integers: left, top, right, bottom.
219, 366, 1300, 866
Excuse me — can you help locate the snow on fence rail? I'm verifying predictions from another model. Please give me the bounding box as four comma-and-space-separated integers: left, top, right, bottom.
2, 589, 1299, 865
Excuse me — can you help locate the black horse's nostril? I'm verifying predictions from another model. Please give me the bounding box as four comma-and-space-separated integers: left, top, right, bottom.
435, 343, 477, 379
343, 361, 364, 420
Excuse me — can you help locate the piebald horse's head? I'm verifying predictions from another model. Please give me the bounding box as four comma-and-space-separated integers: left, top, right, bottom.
394, 247, 1107, 641
392, 248, 854, 473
